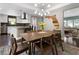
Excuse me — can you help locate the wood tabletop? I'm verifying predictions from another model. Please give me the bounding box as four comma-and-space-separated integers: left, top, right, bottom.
21, 31, 54, 42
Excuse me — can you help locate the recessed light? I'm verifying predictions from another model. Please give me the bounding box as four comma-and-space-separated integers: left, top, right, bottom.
47, 4, 51, 8
34, 4, 38, 7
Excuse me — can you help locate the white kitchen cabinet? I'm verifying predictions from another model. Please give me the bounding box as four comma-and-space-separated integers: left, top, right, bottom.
0, 14, 7, 23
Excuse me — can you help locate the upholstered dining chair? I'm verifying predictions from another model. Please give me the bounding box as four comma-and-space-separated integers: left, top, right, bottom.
9, 34, 30, 55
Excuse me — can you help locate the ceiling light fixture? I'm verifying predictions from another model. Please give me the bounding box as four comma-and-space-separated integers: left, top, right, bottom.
34, 4, 38, 7
44, 13, 47, 16
34, 10, 37, 14
41, 9, 44, 11
40, 14, 43, 16
47, 4, 51, 8
38, 13, 41, 15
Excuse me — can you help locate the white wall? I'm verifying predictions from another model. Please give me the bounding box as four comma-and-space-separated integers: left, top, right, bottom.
64, 7, 79, 17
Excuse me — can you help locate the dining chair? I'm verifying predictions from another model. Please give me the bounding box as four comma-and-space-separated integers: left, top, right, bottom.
54, 33, 64, 51
33, 36, 56, 55
50, 34, 58, 55
9, 34, 30, 55
42, 35, 58, 55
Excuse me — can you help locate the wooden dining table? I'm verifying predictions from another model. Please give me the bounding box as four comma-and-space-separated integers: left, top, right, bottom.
21, 31, 55, 54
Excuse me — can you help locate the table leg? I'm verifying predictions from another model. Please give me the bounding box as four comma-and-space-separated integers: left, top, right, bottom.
40, 38, 43, 54
60, 39, 64, 51
53, 39, 58, 55
33, 43, 35, 55
31, 42, 34, 55
50, 39, 55, 55
28, 42, 32, 55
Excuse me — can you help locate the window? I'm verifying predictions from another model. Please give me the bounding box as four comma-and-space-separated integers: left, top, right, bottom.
8, 16, 16, 25
64, 16, 79, 28
74, 19, 79, 28
64, 20, 67, 27
67, 20, 74, 28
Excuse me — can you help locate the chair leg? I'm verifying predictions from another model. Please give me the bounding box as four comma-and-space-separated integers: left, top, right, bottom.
60, 41, 64, 51
54, 41, 58, 55
33, 43, 35, 55
26, 50, 27, 54
28, 42, 31, 55
31, 42, 33, 55
60, 39, 64, 51
50, 39, 55, 55
51, 46, 55, 55
9, 48, 12, 55
40, 38, 43, 54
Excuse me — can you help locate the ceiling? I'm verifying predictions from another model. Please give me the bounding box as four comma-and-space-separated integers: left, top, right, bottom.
0, 3, 73, 16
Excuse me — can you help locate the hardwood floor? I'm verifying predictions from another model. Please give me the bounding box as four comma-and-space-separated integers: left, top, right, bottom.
0, 35, 10, 47
0, 42, 79, 55
0, 35, 79, 55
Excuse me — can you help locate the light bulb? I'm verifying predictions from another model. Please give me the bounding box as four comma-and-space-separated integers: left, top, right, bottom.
40, 14, 43, 16
39, 13, 41, 15
41, 9, 44, 11
34, 4, 38, 7
47, 4, 51, 7
34, 10, 37, 14
44, 13, 46, 16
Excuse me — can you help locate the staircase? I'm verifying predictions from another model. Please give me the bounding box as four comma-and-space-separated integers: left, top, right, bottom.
45, 15, 59, 29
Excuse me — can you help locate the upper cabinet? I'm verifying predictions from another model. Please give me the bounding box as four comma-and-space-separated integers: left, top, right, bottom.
17, 16, 30, 23
0, 14, 7, 23
0, 14, 31, 23
0, 9, 31, 23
